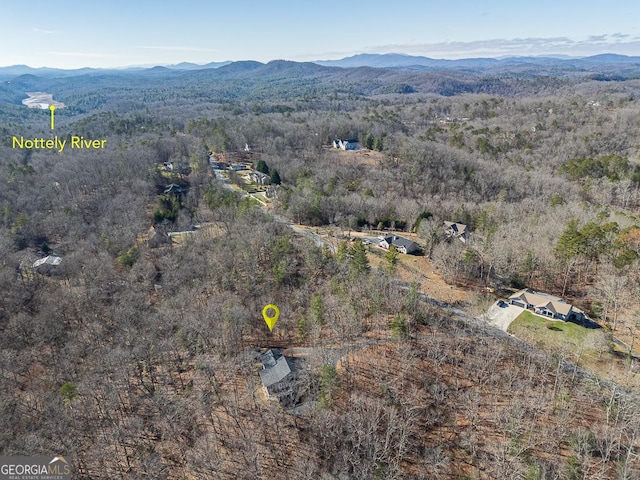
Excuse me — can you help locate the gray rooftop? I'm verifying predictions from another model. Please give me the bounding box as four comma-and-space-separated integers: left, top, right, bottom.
261, 350, 278, 368
33, 255, 62, 268
383, 235, 418, 249
260, 350, 293, 388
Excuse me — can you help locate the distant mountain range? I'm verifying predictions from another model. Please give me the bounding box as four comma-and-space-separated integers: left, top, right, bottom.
3, 53, 640, 109
313, 52, 640, 69
2, 53, 640, 78
0, 61, 232, 77
161, 61, 232, 70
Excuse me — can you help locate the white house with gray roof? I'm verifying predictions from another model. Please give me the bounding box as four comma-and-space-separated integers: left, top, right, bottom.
379, 234, 421, 254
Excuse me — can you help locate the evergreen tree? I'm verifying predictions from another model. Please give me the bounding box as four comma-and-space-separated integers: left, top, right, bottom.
350, 239, 370, 275
556, 220, 585, 260
372, 136, 384, 152
336, 240, 350, 265
363, 133, 374, 150
390, 315, 408, 340
256, 159, 269, 174
310, 293, 324, 325
556, 219, 585, 296
270, 169, 281, 185
59, 382, 78, 407
385, 245, 399, 274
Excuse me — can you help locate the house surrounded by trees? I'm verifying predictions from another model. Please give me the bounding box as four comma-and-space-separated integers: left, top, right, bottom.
332, 139, 359, 150
379, 234, 421, 254
444, 221, 468, 243
259, 349, 296, 401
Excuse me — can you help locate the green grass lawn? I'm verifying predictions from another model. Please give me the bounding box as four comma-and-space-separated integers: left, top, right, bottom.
508, 310, 612, 364
508, 310, 640, 390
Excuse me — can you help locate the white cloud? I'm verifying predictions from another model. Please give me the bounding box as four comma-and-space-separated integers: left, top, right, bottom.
43, 51, 118, 58
33, 27, 58, 34
364, 34, 640, 59
135, 46, 218, 53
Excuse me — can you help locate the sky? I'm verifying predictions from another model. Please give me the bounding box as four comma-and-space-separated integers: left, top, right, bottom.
2, 0, 640, 69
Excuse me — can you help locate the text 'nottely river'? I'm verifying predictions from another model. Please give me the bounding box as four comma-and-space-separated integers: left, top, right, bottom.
12, 136, 107, 153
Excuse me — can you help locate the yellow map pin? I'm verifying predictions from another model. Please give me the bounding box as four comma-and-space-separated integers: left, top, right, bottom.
262, 304, 280, 331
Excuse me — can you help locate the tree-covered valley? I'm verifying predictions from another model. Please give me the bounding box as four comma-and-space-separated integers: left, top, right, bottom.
1, 59, 640, 478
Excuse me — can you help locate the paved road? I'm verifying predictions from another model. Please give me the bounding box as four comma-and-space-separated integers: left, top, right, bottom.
288, 224, 336, 252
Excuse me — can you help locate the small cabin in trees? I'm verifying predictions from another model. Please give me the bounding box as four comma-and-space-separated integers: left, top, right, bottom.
260, 349, 296, 400
33, 255, 62, 269
379, 234, 421, 254
332, 139, 359, 150
444, 221, 468, 243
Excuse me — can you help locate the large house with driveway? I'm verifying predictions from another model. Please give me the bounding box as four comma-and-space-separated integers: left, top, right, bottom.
508, 288, 582, 321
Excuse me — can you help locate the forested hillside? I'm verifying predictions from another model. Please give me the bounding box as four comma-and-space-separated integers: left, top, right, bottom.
1, 61, 640, 478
